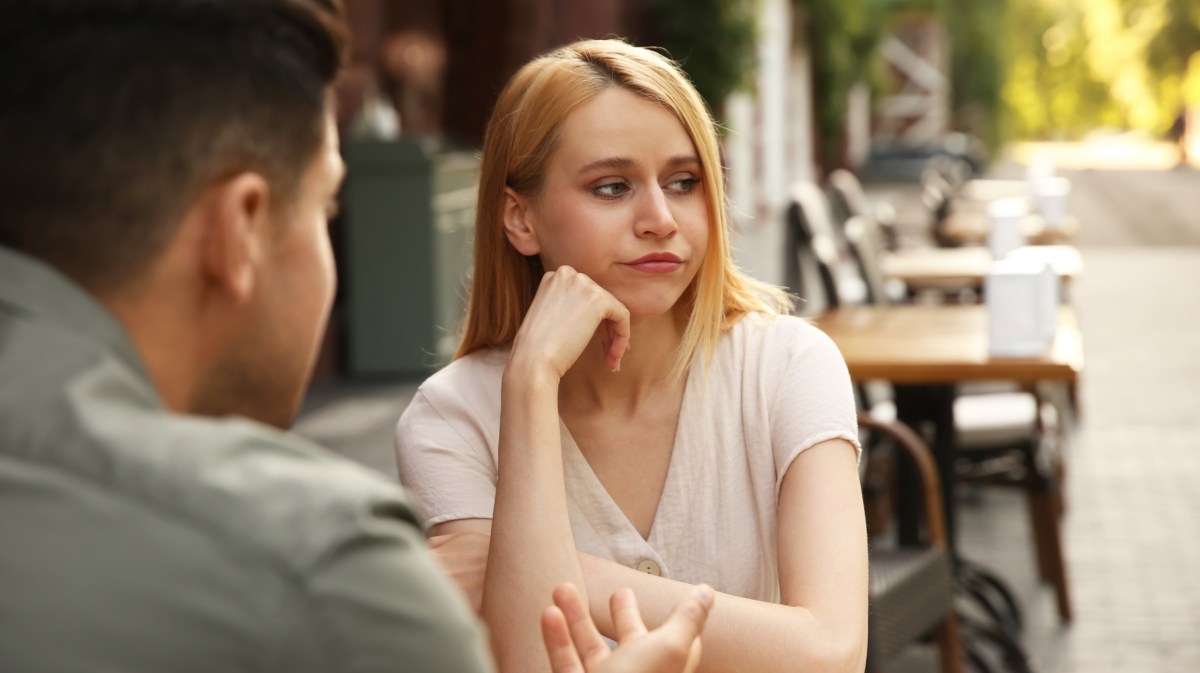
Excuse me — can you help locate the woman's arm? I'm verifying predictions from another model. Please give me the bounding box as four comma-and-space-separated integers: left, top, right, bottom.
479, 267, 631, 673
432, 440, 867, 673
581, 439, 868, 673
432, 439, 866, 672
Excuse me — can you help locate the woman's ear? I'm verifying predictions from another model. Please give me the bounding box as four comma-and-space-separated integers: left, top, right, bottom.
502, 188, 541, 256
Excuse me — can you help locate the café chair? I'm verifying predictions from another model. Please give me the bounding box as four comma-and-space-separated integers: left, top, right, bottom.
917, 157, 976, 248
788, 182, 1073, 624
859, 414, 965, 673
838, 210, 1073, 622
827, 168, 899, 252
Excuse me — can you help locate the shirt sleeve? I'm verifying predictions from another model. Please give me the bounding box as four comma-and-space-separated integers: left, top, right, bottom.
394, 389, 498, 527
303, 502, 495, 673
767, 319, 862, 493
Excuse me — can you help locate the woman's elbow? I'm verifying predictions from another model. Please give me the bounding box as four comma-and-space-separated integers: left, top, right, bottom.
810, 625, 868, 673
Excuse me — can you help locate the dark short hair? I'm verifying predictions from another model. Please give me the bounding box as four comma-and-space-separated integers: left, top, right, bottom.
0, 0, 348, 290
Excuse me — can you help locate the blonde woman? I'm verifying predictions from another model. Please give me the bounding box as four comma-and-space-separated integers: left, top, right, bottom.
395, 39, 867, 673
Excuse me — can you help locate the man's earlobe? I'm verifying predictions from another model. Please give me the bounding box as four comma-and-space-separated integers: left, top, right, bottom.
201, 173, 270, 305
502, 188, 541, 256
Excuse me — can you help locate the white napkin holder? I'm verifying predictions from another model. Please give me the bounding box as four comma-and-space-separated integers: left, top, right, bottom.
986, 258, 1060, 357
1031, 176, 1071, 230
987, 198, 1028, 259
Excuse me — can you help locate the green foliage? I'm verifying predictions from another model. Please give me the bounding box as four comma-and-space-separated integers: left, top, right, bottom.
947, 0, 1007, 150
798, 0, 1007, 164
644, 0, 759, 118
1146, 0, 1200, 79
796, 0, 889, 168
1000, 0, 1200, 139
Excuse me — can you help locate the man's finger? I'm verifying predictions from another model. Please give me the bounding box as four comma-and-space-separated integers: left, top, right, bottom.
610, 587, 648, 644
655, 584, 715, 649
553, 583, 610, 668
541, 606, 584, 673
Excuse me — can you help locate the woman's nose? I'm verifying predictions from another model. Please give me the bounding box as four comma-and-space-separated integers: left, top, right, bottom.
635, 184, 678, 238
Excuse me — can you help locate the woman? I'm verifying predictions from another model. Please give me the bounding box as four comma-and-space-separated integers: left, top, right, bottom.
395, 39, 867, 673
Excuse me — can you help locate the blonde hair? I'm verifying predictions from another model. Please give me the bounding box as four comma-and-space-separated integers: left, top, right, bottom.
457, 39, 791, 376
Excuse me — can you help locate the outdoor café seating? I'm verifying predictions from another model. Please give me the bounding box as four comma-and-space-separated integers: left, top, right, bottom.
785, 176, 1084, 670
858, 414, 964, 673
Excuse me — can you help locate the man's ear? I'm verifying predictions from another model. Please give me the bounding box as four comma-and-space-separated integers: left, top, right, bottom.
502, 187, 541, 256
199, 173, 271, 306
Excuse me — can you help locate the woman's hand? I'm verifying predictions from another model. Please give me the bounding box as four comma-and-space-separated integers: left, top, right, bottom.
428, 532, 490, 614
509, 266, 631, 380
542, 583, 713, 673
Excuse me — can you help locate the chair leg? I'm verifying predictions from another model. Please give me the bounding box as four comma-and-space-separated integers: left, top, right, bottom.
1028, 490, 1073, 622
935, 613, 966, 673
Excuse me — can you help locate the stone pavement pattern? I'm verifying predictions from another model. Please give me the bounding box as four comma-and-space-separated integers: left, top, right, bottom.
956, 248, 1200, 673
295, 141, 1200, 673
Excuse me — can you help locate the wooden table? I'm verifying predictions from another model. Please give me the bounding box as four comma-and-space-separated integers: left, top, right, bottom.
957, 179, 1030, 202
880, 245, 1084, 291
817, 304, 1083, 541
818, 304, 1082, 385
940, 209, 1079, 246
820, 302, 1081, 667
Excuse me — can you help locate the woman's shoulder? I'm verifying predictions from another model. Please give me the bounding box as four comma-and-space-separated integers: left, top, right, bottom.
725, 312, 838, 358
406, 347, 508, 419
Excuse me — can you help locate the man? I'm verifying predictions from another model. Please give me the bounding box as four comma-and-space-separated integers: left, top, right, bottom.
0, 1, 709, 671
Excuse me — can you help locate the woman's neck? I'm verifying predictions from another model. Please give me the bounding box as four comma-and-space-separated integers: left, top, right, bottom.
559, 309, 686, 414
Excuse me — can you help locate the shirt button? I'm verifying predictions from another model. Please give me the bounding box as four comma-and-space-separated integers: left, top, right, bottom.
636, 559, 661, 576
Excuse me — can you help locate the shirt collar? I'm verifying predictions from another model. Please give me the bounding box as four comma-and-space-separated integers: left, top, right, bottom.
0, 245, 150, 380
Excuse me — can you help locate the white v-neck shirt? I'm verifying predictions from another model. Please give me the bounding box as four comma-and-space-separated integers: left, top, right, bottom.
394, 313, 860, 601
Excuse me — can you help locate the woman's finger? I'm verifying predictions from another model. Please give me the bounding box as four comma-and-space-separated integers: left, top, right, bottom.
602, 300, 632, 372
610, 587, 648, 645
553, 583, 610, 669
541, 606, 585, 673
515, 266, 632, 379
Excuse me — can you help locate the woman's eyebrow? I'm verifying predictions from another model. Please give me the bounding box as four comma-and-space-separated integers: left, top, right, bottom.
576, 154, 700, 175
577, 156, 635, 175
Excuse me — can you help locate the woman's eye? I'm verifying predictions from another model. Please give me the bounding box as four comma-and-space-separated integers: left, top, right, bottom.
667, 177, 700, 194
594, 182, 629, 199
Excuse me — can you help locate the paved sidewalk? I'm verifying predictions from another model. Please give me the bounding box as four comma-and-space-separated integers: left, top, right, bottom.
956, 247, 1200, 673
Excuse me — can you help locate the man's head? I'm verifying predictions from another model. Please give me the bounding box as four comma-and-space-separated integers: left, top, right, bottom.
0, 0, 349, 428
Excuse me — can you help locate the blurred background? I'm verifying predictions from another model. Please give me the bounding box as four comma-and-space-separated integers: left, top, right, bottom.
309, 0, 1200, 383
296, 2, 1200, 672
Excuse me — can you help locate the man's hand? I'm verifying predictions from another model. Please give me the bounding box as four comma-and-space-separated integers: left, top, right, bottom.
541, 583, 713, 673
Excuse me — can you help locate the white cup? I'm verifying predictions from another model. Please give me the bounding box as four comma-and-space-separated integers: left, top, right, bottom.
987, 198, 1028, 259
1032, 176, 1071, 229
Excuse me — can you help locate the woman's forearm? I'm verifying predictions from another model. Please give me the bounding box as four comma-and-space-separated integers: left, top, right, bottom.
579, 553, 867, 673
483, 368, 587, 673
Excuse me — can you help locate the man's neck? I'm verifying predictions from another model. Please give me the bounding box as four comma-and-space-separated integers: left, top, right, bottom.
99, 276, 209, 416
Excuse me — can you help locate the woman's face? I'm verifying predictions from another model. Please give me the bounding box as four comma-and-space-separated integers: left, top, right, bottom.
509, 86, 710, 318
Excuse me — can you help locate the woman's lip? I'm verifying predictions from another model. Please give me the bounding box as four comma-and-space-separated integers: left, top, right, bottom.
628, 253, 682, 264
627, 260, 683, 273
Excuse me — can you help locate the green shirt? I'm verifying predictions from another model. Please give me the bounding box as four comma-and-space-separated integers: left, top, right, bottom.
0, 246, 493, 673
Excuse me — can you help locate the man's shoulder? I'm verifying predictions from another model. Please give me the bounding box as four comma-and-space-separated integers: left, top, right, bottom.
115, 410, 423, 569
5, 376, 422, 576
